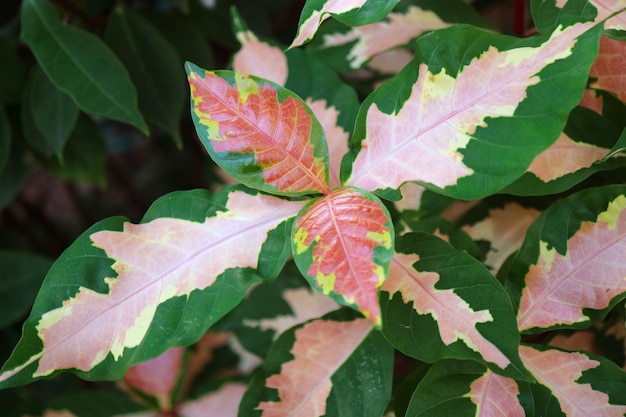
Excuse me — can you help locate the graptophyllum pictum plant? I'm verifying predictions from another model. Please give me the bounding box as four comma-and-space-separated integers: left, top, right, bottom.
3, 0, 626, 415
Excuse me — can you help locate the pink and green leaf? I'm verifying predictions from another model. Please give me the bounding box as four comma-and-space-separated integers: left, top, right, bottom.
187, 64, 331, 196
0, 187, 304, 389
121, 346, 185, 410
306, 0, 489, 72
507, 185, 626, 332
405, 360, 528, 417
590, 36, 626, 103
532, 0, 626, 33
239, 311, 393, 417
230, 11, 359, 190
520, 345, 626, 416
289, 0, 400, 48
292, 187, 394, 326
344, 21, 603, 199
381, 233, 531, 380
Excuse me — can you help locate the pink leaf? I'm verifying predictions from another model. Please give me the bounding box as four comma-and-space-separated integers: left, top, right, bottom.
305, 99, 350, 189
321, 5, 450, 69
122, 346, 185, 410
177, 382, 247, 417
579, 89, 604, 113
232, 29, 288, 86
463, 203, 541, 271
468, 370, 525, 417
188, 68, 330, 195
1, 191, 304, 380
289, 0, 369, 48
527, 133, 609, 182
382, 253, 510, 369
590, 36, 626, 103
293, 187, 393, 325
519, 345, 626, 417
346, 22, 594, 192
517, 195, 626, 331
257, 318, 372, 415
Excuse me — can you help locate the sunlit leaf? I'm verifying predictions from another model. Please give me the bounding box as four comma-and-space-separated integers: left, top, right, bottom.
344, 21, 602, 199
187, 65, 330, 196
292, 187, 394, 325
0, 187, 303, 388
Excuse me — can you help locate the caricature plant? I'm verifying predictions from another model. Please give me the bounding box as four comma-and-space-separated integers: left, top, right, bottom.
2, 0, 626, 416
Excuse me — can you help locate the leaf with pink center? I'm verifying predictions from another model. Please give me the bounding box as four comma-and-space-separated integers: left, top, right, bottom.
292, 187, 394, 326
344, 21, 603, 199
381, 233, 530, 380
533, 0, 626, 32
590, 36, 626, 103
239, 311, 393, 417
507, 185, 626, 332
187, 64, 330, 196
405, 360, 528, 417
121, 346, 185, 410
178, 382, 247, 417
520, 345, 626, 416
0, 187, 304, 389
289, 0, 400, 48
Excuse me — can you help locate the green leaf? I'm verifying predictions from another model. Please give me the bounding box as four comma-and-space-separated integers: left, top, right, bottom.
47, 390, 148, 416
0, 38, 25, 104
43, 113, 107, 186
105, 7, 186, 146
0, 130, 30, 210
0, 251, 52, 328
28, 65, 79, 159
0, 105, 10, 173
20, 0, 148, 133
381, 233, 531, 381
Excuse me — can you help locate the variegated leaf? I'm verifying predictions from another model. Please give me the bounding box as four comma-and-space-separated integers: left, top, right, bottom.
292, 187, 394, 326
187, 65, 330, 196
405, 360, 527, 417
507, 185, 626, 332
0, 187, 303, 388
532, 0, 626, 33
344, 21, 602, 199
590, 36, 626, 102
178, 382, 247, 417
381, 233, 530, 380
239, 311, 393, 417
289, 0, 400, 48
520, 345, 626, 416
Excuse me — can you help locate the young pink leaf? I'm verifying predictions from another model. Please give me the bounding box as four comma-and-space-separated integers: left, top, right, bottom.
321, 5, 450, 69
122, 346, 185, 410
0, 190, 304, 383
382, 252, 510, 369
468, 370, 525, 417
519, 345, 626, 417
187, 64, 330, 196
231, 10, 288, 86
462, 203, 541, 271
178, 382, 247, 417
527, 133, 609, 182
292, 187, 394, 325
517, 195, 626, 331
257, 318, 372, 415
590, 36, 626, 103
346, 22, 599, 197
